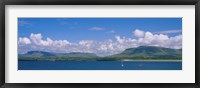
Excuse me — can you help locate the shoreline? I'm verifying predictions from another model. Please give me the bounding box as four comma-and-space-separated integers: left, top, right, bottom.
122, 59, 182, 62
18, 59, 182, 62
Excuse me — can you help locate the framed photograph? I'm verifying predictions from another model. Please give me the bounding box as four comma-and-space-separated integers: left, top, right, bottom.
0, 0, 200, 88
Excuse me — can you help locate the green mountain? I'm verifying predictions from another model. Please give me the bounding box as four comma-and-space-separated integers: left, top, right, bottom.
107, 46, 182, 60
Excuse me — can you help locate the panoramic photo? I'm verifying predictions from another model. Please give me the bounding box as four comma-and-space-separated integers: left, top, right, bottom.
18, 18, 182, 70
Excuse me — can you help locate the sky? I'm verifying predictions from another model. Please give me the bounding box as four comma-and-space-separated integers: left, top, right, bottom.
18, 18, 182, 56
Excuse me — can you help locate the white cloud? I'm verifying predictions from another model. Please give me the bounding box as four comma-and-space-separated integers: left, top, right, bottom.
29, 33, 71, 46
135, 30, 181, 49
18, 37, 31, 45
89, 27, 104, 31
169, 35, 182, 49
53, 40, 71, 47
18, 29, 182, 56
30, 33, 43, 45
115, 36, 125, 44
133, 29, 145, 38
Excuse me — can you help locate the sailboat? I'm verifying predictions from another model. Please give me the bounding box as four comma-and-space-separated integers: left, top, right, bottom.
121, 60, 124, 67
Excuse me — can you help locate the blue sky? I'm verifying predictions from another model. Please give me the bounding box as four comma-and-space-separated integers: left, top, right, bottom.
18, 18, 182, 56
18, 18, 182, 42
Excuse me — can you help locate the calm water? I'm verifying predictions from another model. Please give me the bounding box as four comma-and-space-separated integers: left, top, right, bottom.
18, 61, 182, 70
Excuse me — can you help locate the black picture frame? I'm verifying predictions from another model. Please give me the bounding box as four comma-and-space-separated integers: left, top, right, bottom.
0, 0, 200, 88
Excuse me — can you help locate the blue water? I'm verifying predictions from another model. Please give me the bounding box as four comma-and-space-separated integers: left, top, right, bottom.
18, 61, 182, 70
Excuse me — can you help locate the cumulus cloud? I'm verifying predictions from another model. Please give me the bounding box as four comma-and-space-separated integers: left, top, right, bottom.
29, 33, 71, 46
18, 37, 31, 45
133, 29, 145, 38
133, 30, 182, 49
18, 29, 182, 56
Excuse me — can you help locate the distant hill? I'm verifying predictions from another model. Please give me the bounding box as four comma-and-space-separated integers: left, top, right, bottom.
18, 51, 56, 58
108, 46, 182, 60
18, 51, 98, 59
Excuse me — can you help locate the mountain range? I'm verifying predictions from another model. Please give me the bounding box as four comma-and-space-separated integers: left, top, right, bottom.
18, 46, 182, 61
19, 51, 98, 58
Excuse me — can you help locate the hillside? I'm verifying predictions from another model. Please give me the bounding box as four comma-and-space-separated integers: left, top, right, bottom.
107, 46, 182, 60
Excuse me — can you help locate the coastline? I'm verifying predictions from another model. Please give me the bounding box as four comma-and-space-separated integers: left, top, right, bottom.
18, 59, 182, 62
122, 59, 182, 62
